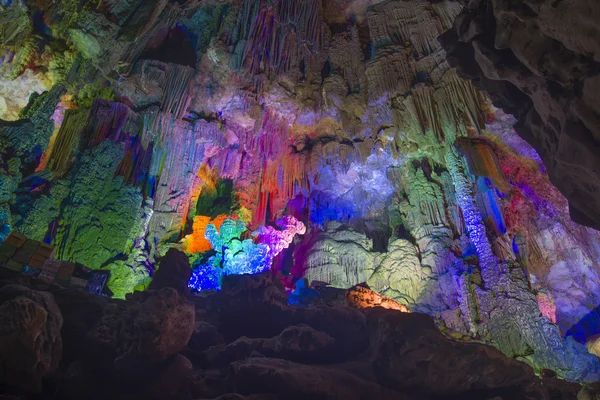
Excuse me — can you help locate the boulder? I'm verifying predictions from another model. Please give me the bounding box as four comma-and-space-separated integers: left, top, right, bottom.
579, 383, 600, 400
345, 284, 410, 312
228, 358, 414, 400
0, 285, 63, 393
214, 272, 297, 340
202, 324, 335, 366
142, 354, 193, 399
184, 320, 224, 363
365, 308, 536, 396
51, 287, 108, 363
215, 272, 368, 358
149, 248, 192, 294
87, 287, 194, 372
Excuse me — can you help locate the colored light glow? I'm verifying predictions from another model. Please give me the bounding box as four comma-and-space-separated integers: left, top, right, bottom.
253, 215, 307, 258
188, 216, 305, 292
182, 214, 232, 254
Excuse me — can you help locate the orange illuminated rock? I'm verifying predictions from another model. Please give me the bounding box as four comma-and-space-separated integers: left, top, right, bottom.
345, 284, 410, 313
182, 214, 233, 254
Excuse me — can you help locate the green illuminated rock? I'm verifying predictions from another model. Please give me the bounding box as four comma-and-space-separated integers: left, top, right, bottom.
53, 141, 143, 269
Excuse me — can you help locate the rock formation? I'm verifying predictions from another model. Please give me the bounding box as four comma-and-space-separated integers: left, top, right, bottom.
1, 0, 600, 389
0, 284, 63, 393
439, 0, 600, 230
0, 266, 590, 399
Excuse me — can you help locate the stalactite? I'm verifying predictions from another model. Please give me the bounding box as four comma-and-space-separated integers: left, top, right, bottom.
148, 119, 206, 242
434, 70, 488, 139
401, 166, 448, 228
119, 6, 184, 75
457, 137, 508, 192
85, 100, 131, 147
306, 250, 370, 287
525, 235, 548, 280
138, 0, 170, 38
446, 147, 498, 282
413, 48, 450, 85
412, 84, 443, 141
46, 109, 88, 177
369, 0, 444, 57
161, 63, 195, 120
237, 0, 324, 77
365, 45, 414, 101
354, 140, 373, 166
431, 1, 464, 31
281, 152, 311, 201
114, 138, 153, 187
329, 27, 365, 93
366, 11, 392, 47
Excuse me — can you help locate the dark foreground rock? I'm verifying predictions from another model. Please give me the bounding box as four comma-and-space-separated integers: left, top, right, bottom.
0, 285, 63, 393
0, 269, 588, 399
149, 248, 192, 295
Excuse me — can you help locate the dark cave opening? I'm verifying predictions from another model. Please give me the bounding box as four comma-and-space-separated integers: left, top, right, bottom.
140, 24, 197, 68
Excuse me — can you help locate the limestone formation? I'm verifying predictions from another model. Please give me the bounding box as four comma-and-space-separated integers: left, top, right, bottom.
1, 0, 600, 389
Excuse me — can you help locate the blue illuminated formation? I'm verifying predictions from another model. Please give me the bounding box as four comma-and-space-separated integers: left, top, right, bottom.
188, 257, 223, 292
188, 219, 274, 292
223, 239, 272, 276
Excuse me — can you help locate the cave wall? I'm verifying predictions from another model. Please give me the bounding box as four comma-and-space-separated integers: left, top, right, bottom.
1, 0, 600, 382
439, 0, 600, 230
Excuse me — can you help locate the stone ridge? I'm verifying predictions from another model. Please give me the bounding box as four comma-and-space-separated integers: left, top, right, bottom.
0, 267, 588, 400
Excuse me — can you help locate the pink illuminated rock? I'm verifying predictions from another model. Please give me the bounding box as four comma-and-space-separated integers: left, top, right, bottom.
536, 292, 557, 324
253, 216, 306, 258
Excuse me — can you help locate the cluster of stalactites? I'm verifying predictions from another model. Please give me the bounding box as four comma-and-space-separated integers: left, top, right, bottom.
329, 26, 365, 93
46, 109, 89, 177
236, 0, 325, 78
118, 2, 186, 75
161, 63, 195, 120
43, 99, 153, 186
367, 0, 461, 57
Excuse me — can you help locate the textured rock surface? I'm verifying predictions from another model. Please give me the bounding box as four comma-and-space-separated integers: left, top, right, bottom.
440, 0, 600, 230
345, 284, 410, 312
0, 270, 587, 400
365, 307, 535, 395
0, 285, 63, 393
149, 248, 192, 294
88, 287, 195, 369
202, 324, 336, 366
